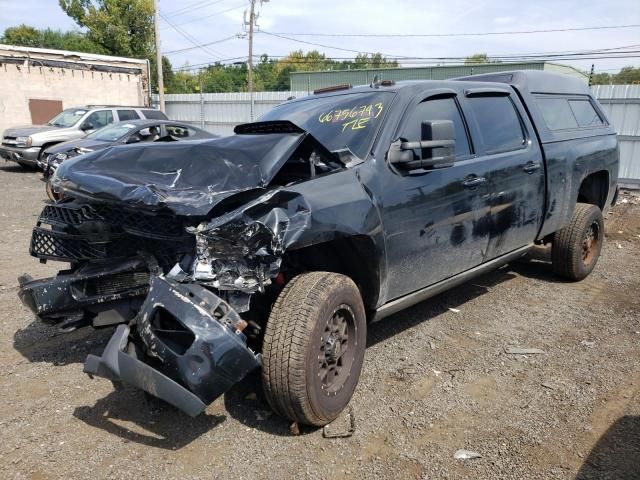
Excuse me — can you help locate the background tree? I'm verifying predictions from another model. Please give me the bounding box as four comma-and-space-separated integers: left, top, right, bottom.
464, 53, 501, 64
1, 24, 108, 54
58, 0, 154, 58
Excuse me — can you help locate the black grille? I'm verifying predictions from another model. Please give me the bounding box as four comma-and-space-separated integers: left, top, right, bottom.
80, 271, 150, 297
94, 204, 186, 239
40, 204, 87, 226
30, 226, 194, 267
30, 228, 129, 262
38, 202, 186, 240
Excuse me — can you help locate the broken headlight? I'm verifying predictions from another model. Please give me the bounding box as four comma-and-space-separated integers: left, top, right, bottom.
49, 152, 68, 168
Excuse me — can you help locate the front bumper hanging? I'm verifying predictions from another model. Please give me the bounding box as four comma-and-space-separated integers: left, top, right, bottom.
84, 276, 261, 417
18, 258, 150, 326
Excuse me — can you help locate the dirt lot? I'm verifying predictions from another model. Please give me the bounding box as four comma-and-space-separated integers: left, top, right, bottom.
0, 162, 638, 480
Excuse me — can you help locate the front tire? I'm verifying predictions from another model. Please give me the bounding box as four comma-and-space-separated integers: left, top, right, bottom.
262, 272, 366, 426
551, 203, 604, 281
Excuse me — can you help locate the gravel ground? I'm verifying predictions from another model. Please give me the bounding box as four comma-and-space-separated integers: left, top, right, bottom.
0, 162, 639, 480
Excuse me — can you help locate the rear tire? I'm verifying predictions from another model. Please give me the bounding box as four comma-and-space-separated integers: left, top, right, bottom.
551, 203, 604, 281
262, 272, 366, 426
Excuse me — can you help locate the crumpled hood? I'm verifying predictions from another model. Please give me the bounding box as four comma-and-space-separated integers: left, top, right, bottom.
3, 125, 60, 137
53, 132, 308, 216
45, 138, 113, 156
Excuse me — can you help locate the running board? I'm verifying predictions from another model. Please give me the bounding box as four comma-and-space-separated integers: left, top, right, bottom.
372, 245, 532, 322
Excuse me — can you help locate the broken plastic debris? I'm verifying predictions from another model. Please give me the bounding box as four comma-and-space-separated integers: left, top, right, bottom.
580, 340, 595, 348
504, 347, 546, 355
454, 449, 482, 460
448, 308, 461, 313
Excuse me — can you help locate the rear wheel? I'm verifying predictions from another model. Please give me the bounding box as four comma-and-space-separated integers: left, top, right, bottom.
262, 271, 366, 426
551, 203, 604, 281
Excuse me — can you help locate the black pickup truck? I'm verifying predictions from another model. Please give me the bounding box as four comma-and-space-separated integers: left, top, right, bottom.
18, 71, 618, 426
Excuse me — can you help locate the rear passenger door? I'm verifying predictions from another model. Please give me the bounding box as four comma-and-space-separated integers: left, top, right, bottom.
462, 89, 545, 259
82, 109, 114, 131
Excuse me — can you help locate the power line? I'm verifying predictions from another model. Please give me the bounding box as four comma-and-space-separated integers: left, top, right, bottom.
161, 3, 246, 29
172, 53, 640, 72
160, 12, 225, 60
162, 0, 227, 18
164, 34, 242, 55
267, 24, 640, 38
259, 30, 640, 62
169, 43, 640, 71
259, 31, 412, 58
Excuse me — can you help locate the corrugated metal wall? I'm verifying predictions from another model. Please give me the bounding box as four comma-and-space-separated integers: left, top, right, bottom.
154, 84, 639, 186
155, 91, 308, 137
289, 63, 548, 92
592, 85, 640, 187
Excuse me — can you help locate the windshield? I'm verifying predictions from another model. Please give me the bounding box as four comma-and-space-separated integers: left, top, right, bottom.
87, 123, 138, 141
260, 91, 394, 159
48, 109, 88, 127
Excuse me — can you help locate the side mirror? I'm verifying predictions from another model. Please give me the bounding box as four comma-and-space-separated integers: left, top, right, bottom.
388, 120, 456, 171
138, 127, 152, 136
126, 134, 141, 144
80, 123, 94, 132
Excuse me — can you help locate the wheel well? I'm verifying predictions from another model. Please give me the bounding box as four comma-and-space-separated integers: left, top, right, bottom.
39, 142, 61, 159
282, 236, 380, 310
577, 171, 609, 210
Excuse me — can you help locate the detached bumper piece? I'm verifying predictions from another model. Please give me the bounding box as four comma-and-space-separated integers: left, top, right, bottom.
18, 259, 150, 325
84, 325, 207, 417
85, 276, 261, 417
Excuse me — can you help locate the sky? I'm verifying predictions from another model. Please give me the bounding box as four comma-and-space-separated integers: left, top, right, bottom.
1, 0, 639, 75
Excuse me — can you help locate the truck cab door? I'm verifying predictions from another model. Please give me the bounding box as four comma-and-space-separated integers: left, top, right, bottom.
461, 90, 545, 259
378, 93, 492, 301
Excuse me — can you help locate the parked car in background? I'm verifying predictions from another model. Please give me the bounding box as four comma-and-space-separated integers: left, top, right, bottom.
0, 105, 168, 169
42, 120, 214, 175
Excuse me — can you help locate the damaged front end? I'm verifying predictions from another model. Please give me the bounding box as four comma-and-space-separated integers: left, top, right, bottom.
19, 121, 354, 415
85, 277, 260, 417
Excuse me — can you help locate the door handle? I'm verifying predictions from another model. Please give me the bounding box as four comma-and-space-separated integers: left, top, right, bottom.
523, 162, 541, 174
462, 176, 486, 188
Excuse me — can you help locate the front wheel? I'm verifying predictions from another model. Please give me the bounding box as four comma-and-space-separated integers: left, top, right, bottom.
261, 272, 366, 426
551, 203, 604, 281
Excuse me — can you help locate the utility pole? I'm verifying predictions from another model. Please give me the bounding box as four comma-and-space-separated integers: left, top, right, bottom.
246, 0, 256, 121
588, 64, 595, 87
245, 0, 267, 121
153, 0, 165, 112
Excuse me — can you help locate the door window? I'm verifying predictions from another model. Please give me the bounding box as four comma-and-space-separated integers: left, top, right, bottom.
402, 97, 471, 157
117, 109, 140, 121
468, 96, 526, 154
84, 110, 113, 130
142, 109, 167, 120
166, 125, 197, 138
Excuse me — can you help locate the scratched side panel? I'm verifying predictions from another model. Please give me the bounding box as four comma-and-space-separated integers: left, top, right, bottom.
537, 133, 618, 239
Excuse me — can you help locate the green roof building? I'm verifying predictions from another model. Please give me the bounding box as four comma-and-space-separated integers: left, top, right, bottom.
290, 62, 588, 92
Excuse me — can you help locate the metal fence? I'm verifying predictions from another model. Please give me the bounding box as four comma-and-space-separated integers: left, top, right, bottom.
154, 85, 640, 186
154, 91, 308, 137
591, 85, 640, 188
